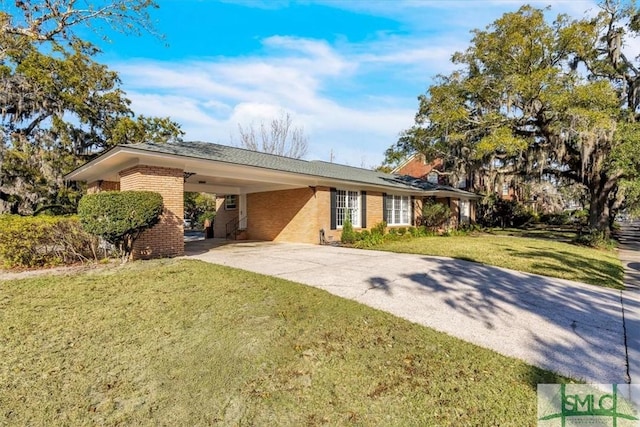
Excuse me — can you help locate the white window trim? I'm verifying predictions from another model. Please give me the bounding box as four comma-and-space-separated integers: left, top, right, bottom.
460, 199, 470, 225
336, 189, 361, 228
386, 194, 411, 226
225, 195, 237, 210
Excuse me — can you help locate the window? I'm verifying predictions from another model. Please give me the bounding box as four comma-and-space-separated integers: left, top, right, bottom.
386, 195, 411, 225
427, 172, 438, 184
336, 190, 360, 228
460, 199, 470, 225
225, 195, 237, 210
502, 183, 509, 196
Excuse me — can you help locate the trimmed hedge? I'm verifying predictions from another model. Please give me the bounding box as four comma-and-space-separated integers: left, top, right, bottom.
78, 191, 163, 262
0, 215, 98, 268
420, 200, 451, 229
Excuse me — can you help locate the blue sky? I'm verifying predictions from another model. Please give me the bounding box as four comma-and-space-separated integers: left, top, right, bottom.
88, 0, 601, 167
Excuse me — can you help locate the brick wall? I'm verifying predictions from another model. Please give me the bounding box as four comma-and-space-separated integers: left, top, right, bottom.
119, 165, 184, 259
213, 196, 238, 239
412, 196, 423, 227
319, 189, 385, 243
315, 187, 337, 242
449, 198, 460, 228
367, 191, 384, 228
247, 187, 319, 244
219, 188, 470, 244
396, 155, 443, 179
86, 180, 120, 194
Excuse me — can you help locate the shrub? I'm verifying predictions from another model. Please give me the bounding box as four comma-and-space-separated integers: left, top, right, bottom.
353, 232, 385, 248
512, 204, 537, 227
371, 221, 387, 237
420, 200, 451, 229
397, 226, 407, 235
340, 213, 356, 244
540, 211, 571, 226
574, 229, 617, 249
446, 228, 470, 237
417, 225, 430, 237
185, 192, 216, 228
78, 191, 163, 262
198, 211, 216, 228
570, 209, 589, 226
0, 215, 99, 268
477, 194, 537, 228
354, 230, 370, 242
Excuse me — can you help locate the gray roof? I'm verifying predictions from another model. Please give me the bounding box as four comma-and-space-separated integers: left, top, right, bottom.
125, 141, 477, 196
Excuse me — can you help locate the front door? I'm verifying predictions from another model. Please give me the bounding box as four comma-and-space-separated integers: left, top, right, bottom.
239, 194, 247, 229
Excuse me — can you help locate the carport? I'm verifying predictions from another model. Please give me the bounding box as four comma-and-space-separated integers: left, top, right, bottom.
66, 142, 320, 258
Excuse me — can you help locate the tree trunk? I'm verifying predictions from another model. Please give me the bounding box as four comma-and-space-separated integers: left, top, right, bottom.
588, 189, 610, 235
608, 187, 623, 230
587, 173, 619, 236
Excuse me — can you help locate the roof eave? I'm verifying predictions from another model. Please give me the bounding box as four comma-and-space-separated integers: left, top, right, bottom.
65, 144, 479, 198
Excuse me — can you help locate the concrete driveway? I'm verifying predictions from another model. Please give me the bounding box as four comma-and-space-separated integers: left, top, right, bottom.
186, 240, 631, 384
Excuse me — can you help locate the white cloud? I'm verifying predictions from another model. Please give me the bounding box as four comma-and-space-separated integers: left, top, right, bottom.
112, 0, 604, 166
114, 33, 420, 165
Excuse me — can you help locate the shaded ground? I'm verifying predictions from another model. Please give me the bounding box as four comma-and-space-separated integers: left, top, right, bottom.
374, 233, 624, 288
617, 221, 640, 384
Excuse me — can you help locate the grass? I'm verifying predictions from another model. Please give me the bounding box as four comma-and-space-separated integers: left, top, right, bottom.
375, 232, 624, 289
485, 226, 579, 242
1, 259, 570, 426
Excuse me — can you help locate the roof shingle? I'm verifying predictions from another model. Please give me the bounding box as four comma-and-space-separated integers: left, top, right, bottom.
126, 141, 477, 196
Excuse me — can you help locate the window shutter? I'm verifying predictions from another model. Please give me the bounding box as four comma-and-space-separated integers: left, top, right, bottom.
411, 195, 415, 226
382, 193, 388, 222
361, 191, 367, 229
330, 188, 337, 230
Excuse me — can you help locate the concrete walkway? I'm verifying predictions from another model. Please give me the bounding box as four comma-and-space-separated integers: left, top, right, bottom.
186, 238, 629, 384
618, 221, 640, 384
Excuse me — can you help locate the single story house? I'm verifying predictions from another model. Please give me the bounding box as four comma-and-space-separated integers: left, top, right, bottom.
66, 141, 478, 259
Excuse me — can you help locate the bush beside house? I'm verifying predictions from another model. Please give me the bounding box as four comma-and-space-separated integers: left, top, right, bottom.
78, 191, 163, 263
0, 215, 98, 268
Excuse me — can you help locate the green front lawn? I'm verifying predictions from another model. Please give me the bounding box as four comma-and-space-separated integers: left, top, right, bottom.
375, 233, 624, 289
1, 259, 569, 425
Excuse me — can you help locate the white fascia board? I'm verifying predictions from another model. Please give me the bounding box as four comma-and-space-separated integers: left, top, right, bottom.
65, 147, 140, 182
65, 146, 474, 198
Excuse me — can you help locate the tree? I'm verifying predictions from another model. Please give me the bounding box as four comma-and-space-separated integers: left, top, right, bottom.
184, 192, 216, 228
0, 1, 183, 215
389, 3, 640, 235
0, 0, 160, 42
78, 191, 163, 263
420, 199, 451, 230
234, 111, 308, 159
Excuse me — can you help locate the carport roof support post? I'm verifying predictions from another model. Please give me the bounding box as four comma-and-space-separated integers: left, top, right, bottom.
119, 165, 185, 259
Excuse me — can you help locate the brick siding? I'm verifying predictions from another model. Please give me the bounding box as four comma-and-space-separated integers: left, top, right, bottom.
218, 187, 389, 244
247, 187, 320, 244
396, 155, 443, 180
86, 180, 120, 194
213, 197, 239, 239
119, 165, 184, 259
